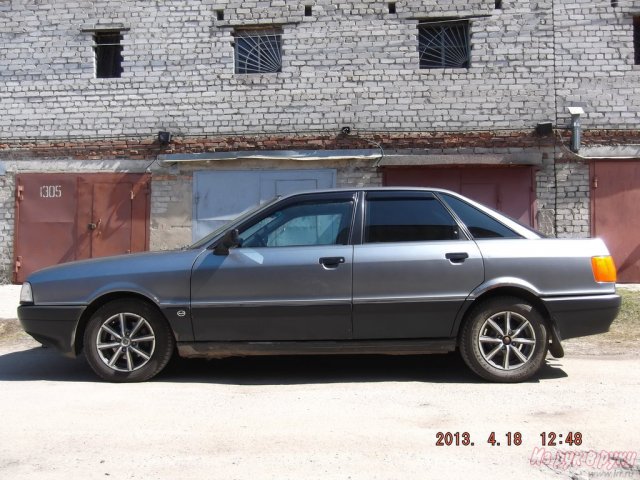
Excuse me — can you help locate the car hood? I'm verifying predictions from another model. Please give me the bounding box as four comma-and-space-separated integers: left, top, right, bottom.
27, 249, 204, 305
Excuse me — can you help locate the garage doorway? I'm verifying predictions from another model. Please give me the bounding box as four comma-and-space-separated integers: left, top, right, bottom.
14, 173, 150, 283
192, 169, 336, 242
383, 166, 536, 226
591, 161, 640, 283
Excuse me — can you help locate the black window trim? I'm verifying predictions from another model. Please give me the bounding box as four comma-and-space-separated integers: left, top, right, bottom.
360, 190, 469, 245
434, 192, 524, 240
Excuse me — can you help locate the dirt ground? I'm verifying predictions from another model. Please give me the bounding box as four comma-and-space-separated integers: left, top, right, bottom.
0, 285, 638, 479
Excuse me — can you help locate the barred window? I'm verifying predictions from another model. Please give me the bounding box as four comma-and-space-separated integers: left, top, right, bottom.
418, 21, 470, 69
234, 28, 282, 74
94, 30, 123, 78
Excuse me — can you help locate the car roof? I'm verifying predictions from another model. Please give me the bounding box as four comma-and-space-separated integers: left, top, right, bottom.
278, 186, 455, 197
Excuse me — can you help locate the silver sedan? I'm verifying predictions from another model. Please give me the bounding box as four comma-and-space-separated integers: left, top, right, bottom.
18, 188, 620, 382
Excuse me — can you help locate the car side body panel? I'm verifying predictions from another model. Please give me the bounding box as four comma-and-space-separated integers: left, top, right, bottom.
190, 244, 354, 341
352, 240, 484, 338
476, 238, 615, 297
20, 249, 200, 349
458, 237, 619, 340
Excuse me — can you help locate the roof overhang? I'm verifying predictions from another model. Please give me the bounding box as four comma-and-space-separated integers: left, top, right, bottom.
159, 149, 382, 164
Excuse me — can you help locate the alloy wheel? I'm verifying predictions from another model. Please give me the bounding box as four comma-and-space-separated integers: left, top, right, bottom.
477, 310, 536, 371
95, 312, 157, 372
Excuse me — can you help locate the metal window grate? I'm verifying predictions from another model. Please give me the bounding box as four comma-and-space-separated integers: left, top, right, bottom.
418, 21, 470, 69
94, 31, 123, 78
234, 29, 282, 74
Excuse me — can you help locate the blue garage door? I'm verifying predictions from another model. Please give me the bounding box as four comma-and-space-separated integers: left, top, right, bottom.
193, 169, 336, 241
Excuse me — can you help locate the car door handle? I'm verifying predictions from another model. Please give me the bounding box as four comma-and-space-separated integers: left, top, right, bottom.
319, 257, 345, 269
445, 252, 469, 263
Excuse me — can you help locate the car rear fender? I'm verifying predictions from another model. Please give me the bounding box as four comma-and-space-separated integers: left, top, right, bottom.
452, 279, 564, 358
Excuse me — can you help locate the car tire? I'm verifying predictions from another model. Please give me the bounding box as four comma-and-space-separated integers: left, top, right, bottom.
83, 299, 174, 383
459, 296, 548, 383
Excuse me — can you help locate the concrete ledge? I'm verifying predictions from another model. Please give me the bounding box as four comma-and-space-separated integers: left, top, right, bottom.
579, 146, 640, 159
377, 152, 543, 166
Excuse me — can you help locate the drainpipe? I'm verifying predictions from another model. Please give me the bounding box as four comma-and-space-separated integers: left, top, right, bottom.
568, 106, 585, 153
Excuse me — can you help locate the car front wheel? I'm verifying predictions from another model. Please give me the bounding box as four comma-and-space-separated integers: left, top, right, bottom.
83, 299, 174, 382
459, 296, 548, 383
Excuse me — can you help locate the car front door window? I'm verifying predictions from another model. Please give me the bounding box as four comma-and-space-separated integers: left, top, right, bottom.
239, 201, 352, 248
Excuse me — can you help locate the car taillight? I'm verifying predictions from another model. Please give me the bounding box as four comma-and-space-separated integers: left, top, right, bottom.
591, 256, 617, 283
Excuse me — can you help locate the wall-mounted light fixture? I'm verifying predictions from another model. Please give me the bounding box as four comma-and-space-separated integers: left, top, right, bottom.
568, 107, 584, 153
158, 131, 172, 146
341, 126, 351, 135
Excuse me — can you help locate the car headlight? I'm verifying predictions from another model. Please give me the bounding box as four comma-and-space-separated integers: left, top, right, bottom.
20, 282, 34, 304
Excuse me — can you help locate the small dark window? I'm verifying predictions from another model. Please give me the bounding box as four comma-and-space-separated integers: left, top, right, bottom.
388, 2, 396, 14
418, 21, 470, 69
305, 5, 312, 16
611, 0, 618, 7
439, 193, 520, 239
495, 0, 502, 9
635, 17, 640, 65
94, 30, 123, 78
216, 9, 225, 21
235, 28, 282, 74
364, 195, 460, 243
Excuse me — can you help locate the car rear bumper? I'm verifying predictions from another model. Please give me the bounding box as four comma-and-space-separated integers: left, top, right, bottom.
542, 294, 621, 340
17, 305, 86, 357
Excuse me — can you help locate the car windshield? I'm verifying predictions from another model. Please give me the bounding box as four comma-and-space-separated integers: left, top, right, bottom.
188, 196, 279, 249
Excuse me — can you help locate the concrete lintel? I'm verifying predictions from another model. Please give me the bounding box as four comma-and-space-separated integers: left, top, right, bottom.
0, 159, 153, 173
579, 146, 640, 159
377, 152, 543, 167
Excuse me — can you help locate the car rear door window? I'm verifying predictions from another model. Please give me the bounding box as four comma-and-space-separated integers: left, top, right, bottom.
364, 193, 460, 243
439, 193, 520, 239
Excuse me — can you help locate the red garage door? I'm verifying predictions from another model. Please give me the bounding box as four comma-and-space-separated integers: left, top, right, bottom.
14, 173, 150, 283
384, 166, 536, 226
592, 161, 640, 283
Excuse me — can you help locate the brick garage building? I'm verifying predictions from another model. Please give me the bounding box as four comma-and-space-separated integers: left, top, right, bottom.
1, 0, 639, 282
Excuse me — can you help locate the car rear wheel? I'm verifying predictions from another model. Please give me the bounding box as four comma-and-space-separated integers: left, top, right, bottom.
83, 299, 174, 382
459, 296, 548, 383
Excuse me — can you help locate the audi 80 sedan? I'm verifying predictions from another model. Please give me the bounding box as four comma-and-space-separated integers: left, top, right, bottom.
18, 188, 620, 383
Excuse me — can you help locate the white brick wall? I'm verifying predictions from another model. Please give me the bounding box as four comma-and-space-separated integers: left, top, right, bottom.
0, 174, 15, 284
1, 0, 638, 281
555, 162, 591, 238
554, 0, 640, 129
0, 0, 558, 138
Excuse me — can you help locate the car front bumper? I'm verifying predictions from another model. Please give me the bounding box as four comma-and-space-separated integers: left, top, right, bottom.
542, 293, 621, 340
17, 305, 86, 357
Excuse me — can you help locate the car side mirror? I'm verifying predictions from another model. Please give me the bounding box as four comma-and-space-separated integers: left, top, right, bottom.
213, 229, 240, 256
